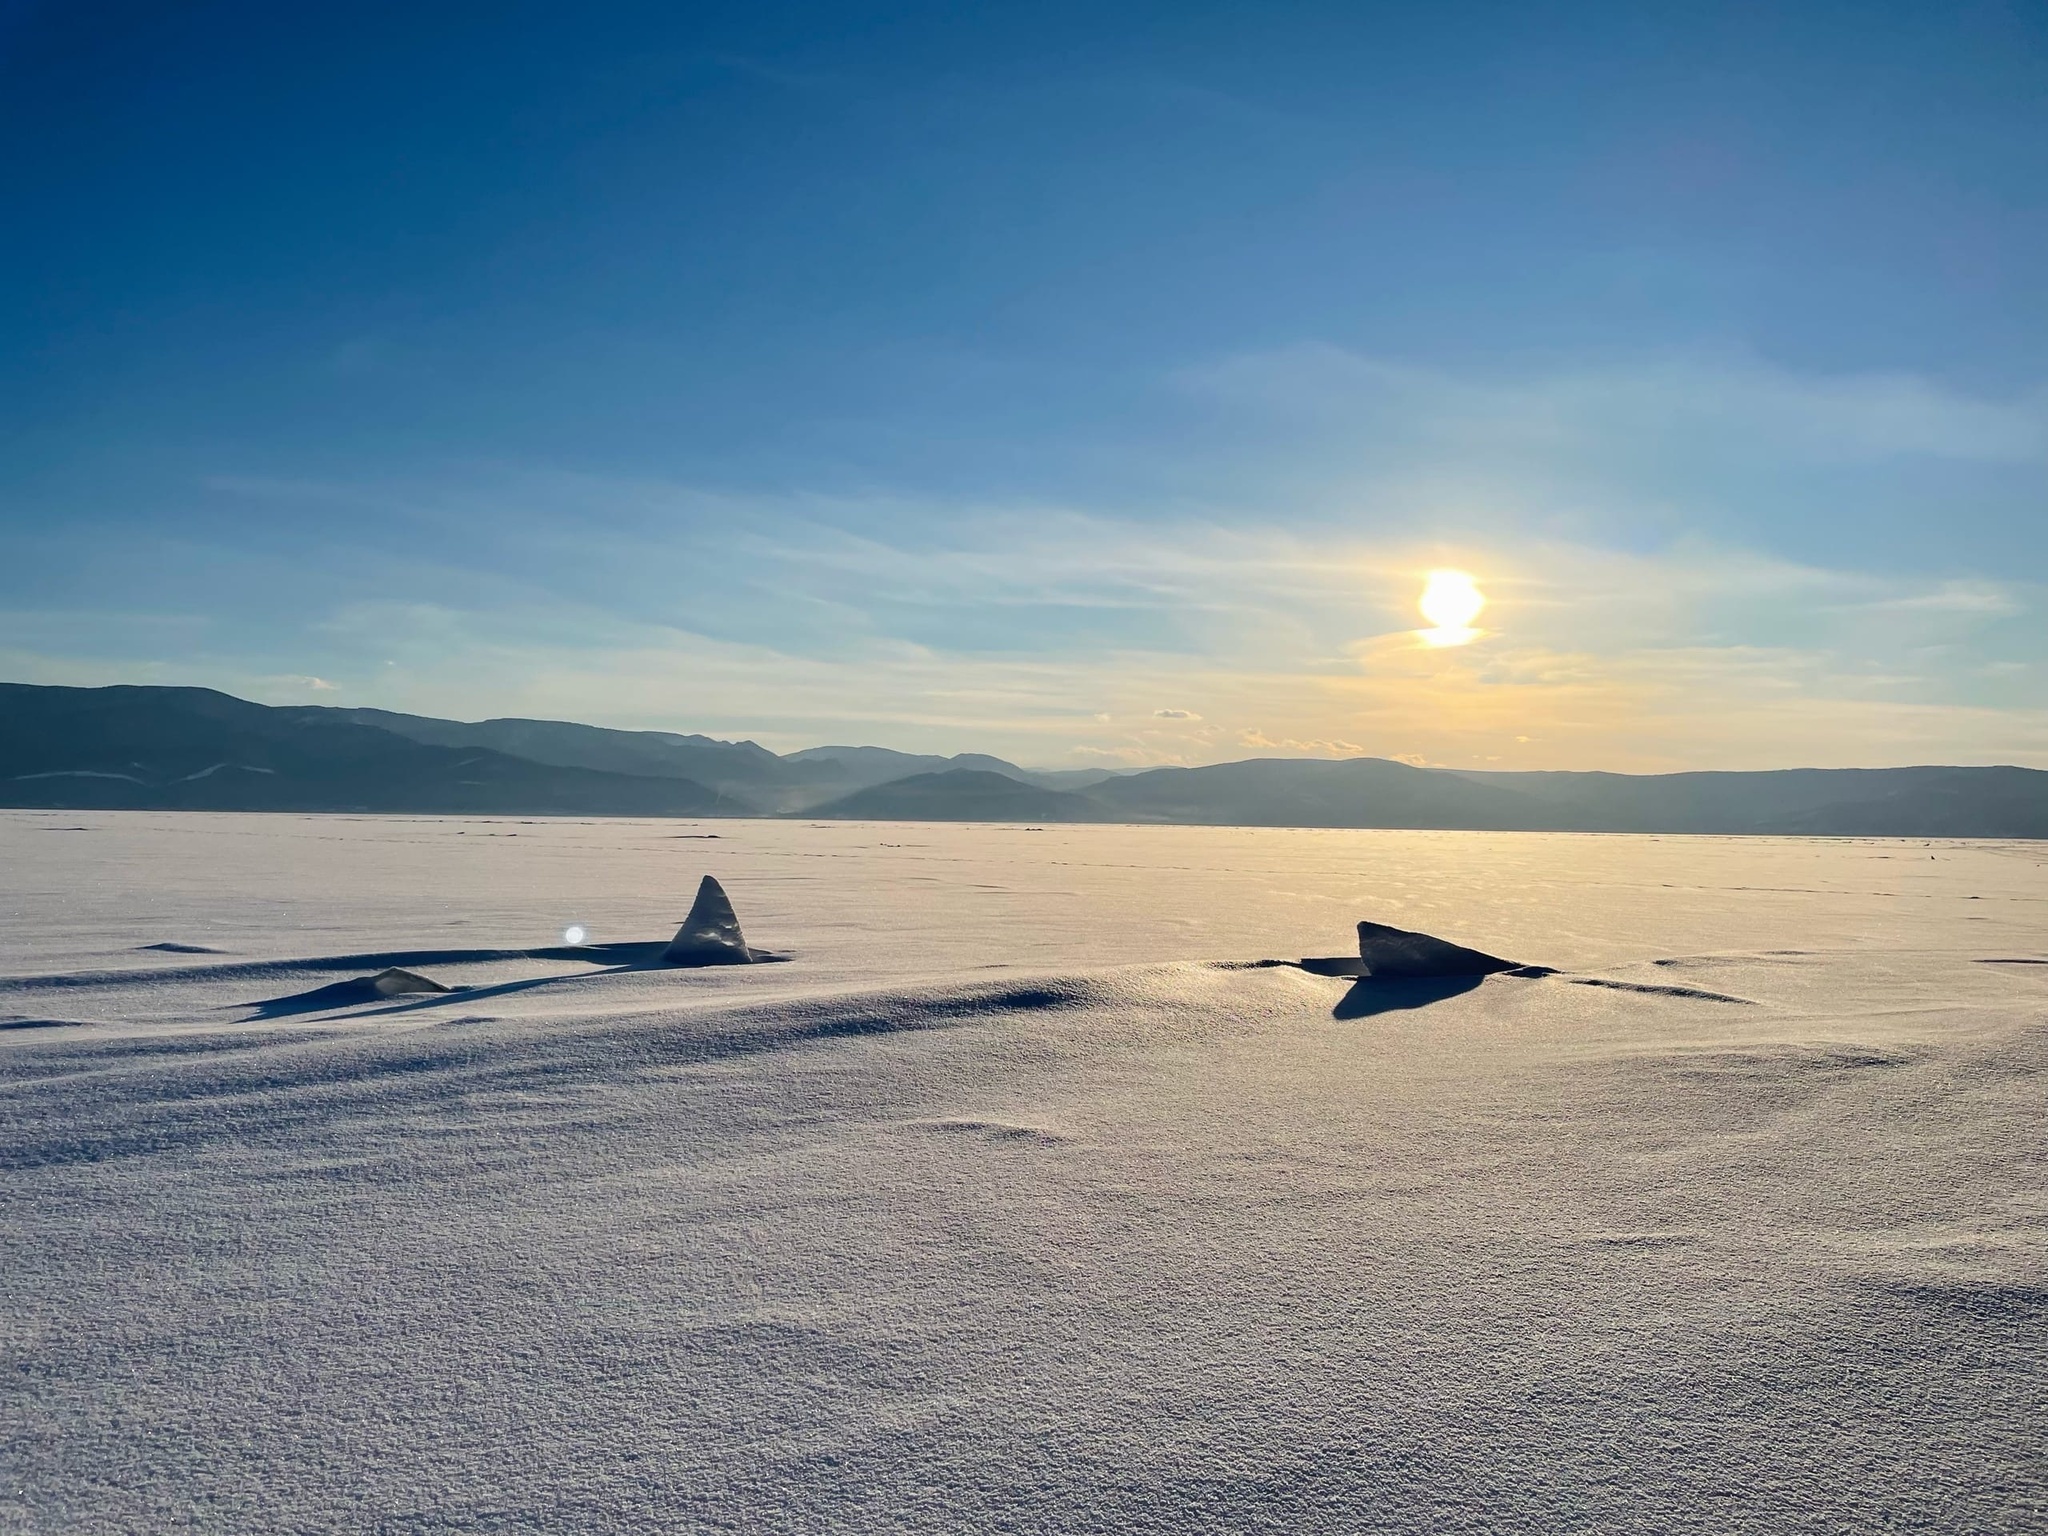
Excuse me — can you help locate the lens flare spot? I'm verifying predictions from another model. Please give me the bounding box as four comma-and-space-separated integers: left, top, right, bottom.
562, 924, 588, 946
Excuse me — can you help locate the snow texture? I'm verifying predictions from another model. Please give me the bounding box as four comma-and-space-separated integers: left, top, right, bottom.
1, 811, 2044, 1533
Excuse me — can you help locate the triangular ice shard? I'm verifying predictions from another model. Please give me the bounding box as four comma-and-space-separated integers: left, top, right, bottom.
1353, 919, 1519, 979
663, 875, 755, 965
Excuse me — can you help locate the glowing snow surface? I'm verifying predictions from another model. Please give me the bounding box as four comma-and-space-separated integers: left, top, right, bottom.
2, 812, 2044, 1533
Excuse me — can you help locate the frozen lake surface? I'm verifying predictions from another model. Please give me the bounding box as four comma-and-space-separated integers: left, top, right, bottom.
4, 812, 2045, 1532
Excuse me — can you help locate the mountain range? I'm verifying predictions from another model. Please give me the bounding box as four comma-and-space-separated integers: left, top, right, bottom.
4, 682, 2044, 838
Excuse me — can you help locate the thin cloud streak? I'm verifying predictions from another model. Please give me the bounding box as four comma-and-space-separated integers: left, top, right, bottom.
1182, 345, 2048, 466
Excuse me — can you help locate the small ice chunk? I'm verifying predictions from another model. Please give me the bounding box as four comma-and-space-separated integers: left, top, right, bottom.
663, 876, 755, 966
369, 968, 453, 997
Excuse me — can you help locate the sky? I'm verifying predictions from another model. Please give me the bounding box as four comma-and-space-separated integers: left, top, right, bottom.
4, 0, 2045, 770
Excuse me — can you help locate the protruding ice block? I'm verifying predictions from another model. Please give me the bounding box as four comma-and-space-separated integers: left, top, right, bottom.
1352, 919, 1519, 978
1301, 919, 1521, 979
663, 876, 756, 965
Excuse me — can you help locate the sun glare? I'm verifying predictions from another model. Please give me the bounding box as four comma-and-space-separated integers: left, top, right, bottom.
1418, 569, 1485, 646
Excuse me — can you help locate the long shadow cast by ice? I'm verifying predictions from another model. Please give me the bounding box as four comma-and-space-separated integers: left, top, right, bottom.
247, 878, 787, 1021
244, 974, 459, 1020
1331, 974, 1485, 1019
350, 951, 767, 1019
244, 944, 788, 1022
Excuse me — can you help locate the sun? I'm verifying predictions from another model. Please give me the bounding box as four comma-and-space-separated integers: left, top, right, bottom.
1420, 569, 1485, 628
1418, 569, 1485, 645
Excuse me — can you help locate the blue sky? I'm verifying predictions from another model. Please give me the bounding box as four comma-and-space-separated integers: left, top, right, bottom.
4, 0, 2044, 768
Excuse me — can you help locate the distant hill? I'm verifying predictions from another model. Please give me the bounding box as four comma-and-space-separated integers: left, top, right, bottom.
283, 704, 809, 808
4, 683, 2045, 836
783, 744, 1022, 780
1087, 756, 2048, 838
804, 769, 1096, 822
1446, 765, 2048, 836
780, 745, 1093, 804
1087, 756, 1542, 829
0, 684, 740, 816
285, 713, 1076, 812
1767, 767, 2048, 839
288, 705, 780, 781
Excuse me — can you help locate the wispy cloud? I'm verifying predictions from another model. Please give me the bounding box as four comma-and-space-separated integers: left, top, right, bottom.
1181, 344, 2048, 466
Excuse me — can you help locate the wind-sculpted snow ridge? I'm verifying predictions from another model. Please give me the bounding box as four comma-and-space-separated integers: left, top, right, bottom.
1564, 976, 1755, 1004
0, 947, 559, 994
0, 968, 1186, 1172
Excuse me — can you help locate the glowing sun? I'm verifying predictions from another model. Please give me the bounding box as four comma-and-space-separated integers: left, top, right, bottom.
1418, 569, 1485, 646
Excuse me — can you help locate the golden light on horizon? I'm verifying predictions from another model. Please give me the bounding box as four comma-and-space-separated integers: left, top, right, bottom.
1418, 569, 1485, 646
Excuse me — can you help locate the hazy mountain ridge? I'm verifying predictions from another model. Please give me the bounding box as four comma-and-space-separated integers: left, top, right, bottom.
803, 770, 1099, 822
0, 685, 741, 817
285, 711, 1100, 810
5, 683, 2045, 837
1088, 756, 1544, 830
